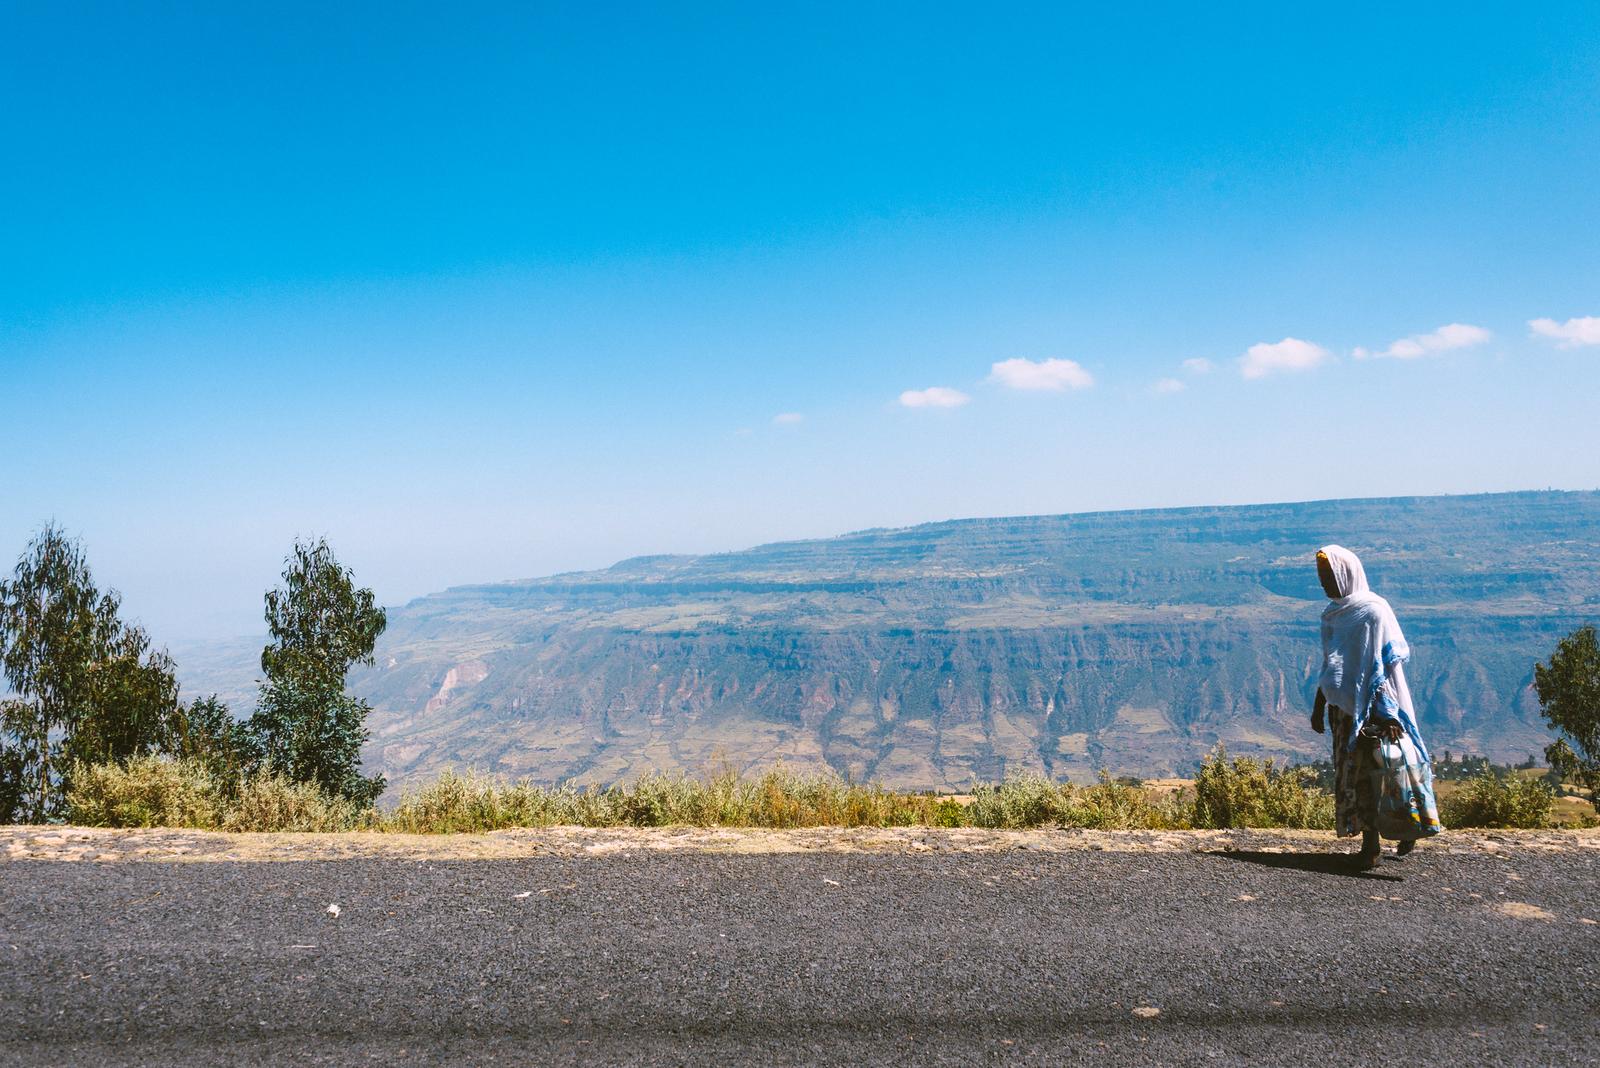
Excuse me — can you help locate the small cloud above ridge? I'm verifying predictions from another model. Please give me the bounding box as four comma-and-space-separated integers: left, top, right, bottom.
898, 386, 970, 409
1153, 378, 1186, 394
1355, 322, 1491, 360
772, 412, 804, 425
988, 357, 1094, 392
1181, 358, 1214, 374
1239, 337, 1330, 380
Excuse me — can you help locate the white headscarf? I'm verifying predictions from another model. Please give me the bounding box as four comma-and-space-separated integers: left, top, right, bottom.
1317, 544, 1430, 760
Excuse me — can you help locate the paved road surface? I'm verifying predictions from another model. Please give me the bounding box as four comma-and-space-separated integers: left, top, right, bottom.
2, 842, 1596, 1065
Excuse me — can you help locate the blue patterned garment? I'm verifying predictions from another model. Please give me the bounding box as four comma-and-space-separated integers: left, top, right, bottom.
1330, 708, 1445, 840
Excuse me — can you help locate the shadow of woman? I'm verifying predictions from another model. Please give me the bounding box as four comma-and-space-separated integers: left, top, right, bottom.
1205, 849, 1404, 882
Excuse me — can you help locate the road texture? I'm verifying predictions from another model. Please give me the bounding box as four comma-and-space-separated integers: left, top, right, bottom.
2, 830, 1597, 1066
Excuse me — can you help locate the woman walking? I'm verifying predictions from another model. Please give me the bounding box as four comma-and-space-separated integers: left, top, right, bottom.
1311, 545, 1442, 868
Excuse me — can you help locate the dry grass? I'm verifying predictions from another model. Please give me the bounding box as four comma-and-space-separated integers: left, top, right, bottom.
61, 750, 1578, 834
66, 757, 222, 829
384, 768, 965, 832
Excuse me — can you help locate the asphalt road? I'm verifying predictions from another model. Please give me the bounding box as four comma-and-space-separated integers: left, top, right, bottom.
2, 844, 1596, 1066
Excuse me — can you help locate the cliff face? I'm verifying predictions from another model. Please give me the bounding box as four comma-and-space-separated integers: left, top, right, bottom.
325, 491, 1600, 790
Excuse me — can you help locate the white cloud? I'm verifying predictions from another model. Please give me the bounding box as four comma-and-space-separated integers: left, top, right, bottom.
988, 357, 1094, 392
1529, 316, 1600, 348
1358, 322, 1491, 360
1239, 337, 1330, 380
898, 386, 970, 409
772, 412, 804, 426
1153, 378, 1186, 394
1181, 357, 1214, 374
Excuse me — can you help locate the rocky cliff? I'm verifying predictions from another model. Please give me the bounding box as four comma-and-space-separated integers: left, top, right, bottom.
308, 491, 1600, 790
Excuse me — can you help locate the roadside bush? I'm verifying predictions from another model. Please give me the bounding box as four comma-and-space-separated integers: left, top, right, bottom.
965, 773, 1189, 830
1069, 773, 1191, 830
966, 774, 1075, 829
385, 767, 964, 832
1440, 772, 1556, 829
66, 758, 369, 831
731, 769, 952, 828
221, 770, 370, 832
387, 769, 570, 832
1190, 746, 1335, 830
66, 756, 221, 829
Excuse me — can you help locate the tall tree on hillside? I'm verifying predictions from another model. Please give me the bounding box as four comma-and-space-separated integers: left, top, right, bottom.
1536, 624, 1600, 813
248, 538, 387, 804
0, 526, 180, 822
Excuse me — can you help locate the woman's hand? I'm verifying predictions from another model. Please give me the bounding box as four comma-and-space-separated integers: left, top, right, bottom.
1311, 689, 1326, 734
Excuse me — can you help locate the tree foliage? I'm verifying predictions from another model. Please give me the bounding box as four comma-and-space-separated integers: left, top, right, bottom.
1535, 624, 1600, 812
0, 525, 179, 822
68, 625, 182, 768
261, 538, 386, 683
247, 538, 386, 805
174, 694, 257, 785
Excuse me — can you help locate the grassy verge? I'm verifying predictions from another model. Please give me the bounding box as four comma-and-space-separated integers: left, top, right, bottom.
55, 751, 1595, 834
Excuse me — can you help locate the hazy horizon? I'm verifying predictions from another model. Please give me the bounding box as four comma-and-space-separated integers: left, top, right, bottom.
147, 487, 1600, 645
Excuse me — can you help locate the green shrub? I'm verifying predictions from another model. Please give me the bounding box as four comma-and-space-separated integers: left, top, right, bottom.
66, 756, 222, 829
930, 797, 966, 827
1440, 772, 1557, 829
386, 769, 579, 832
964, 773, 1189, 830
966, 774, 1074, 829
1069, 774, 1191, 830
221, 770, 369, 832
1190, 746, 1335, 829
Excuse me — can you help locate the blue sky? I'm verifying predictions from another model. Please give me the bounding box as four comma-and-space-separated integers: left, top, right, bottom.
3, 3, 1599, 639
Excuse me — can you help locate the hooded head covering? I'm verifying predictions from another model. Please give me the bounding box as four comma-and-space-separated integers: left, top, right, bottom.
1316, 544, 1429, 760
1317, 545, 1368, 598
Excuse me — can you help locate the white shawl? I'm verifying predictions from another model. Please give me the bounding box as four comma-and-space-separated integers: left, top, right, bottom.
1317, 544, 1430, 761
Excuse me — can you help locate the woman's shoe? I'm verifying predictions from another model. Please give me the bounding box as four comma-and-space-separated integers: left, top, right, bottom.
1395, 839, 1416, 857
1353, 848, 1382, 870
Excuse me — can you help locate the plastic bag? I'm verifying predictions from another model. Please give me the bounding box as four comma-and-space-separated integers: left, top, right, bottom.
1369, 734, 1444, 841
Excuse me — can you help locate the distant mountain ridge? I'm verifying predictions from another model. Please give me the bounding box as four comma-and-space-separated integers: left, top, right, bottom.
177, 491, 1600, 790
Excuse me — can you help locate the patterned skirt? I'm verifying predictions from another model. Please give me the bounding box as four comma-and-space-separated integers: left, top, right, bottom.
1329, 707, 1443, 840
1330, 707, 1376, 838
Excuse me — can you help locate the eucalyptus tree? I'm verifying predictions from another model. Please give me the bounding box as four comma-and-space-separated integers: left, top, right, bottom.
1537, 625, 1600, 813
0, 525, 179, 822
248, 538, 387, 804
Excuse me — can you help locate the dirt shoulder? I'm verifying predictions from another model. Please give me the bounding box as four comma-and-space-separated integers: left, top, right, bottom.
4, 824, 1598, 863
